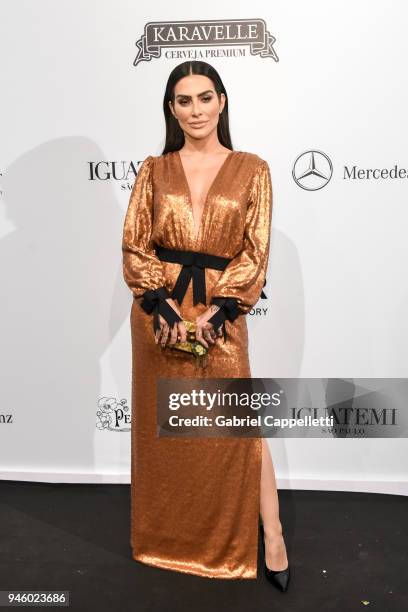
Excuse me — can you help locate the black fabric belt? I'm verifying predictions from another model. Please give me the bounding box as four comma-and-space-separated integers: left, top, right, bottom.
139, 246, 240, 343
155, 245, 233, 307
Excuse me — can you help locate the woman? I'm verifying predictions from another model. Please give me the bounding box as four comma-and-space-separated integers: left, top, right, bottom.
122, 60, 290, 591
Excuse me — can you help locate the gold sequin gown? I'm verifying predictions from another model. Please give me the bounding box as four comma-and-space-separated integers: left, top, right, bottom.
122, 149, 273, 579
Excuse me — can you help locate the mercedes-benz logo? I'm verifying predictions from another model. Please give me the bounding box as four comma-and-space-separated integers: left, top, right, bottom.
292, 150, 333, 190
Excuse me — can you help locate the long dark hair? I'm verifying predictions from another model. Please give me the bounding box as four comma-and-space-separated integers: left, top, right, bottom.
161, 61, 233, 155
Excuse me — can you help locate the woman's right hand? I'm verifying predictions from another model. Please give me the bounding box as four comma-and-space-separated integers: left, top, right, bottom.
155, 299, 187, 347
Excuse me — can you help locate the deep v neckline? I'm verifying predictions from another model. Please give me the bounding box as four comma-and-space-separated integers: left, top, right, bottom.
176, 149, 235, 244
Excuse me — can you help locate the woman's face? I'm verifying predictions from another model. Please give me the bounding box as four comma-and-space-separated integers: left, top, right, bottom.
169, 74, 226, 141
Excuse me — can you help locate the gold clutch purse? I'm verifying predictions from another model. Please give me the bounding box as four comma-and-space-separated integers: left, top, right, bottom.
167, 319, 208, 368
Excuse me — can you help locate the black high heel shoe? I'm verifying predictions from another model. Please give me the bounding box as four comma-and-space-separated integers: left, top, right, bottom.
259, 521, 291, 592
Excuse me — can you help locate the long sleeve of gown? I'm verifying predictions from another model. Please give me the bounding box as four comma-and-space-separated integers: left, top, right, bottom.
207, 160, 272, 329
122, 155, 182, 328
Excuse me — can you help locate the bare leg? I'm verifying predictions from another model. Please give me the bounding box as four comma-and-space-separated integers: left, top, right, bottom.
260, 438, 288, 571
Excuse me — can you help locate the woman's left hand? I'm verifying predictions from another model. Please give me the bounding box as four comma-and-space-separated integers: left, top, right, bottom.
195, 305, 223, 349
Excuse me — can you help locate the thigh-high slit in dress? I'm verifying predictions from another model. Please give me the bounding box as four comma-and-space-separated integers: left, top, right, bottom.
122, 150, 273, 579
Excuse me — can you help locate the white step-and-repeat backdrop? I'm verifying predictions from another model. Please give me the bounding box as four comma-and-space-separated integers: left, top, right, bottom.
1, 1, 407, 494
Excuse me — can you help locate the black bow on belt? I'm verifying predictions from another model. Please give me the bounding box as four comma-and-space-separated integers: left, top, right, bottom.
155, 245, 233, 306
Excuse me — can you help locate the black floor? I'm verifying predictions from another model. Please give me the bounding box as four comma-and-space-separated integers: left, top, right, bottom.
0, 481, 406, 611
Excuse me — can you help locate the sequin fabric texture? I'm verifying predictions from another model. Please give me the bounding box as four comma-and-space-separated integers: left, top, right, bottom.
122, 150, 273, 579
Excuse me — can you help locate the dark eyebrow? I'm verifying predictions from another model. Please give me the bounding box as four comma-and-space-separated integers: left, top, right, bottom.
175, 89, 214, 99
